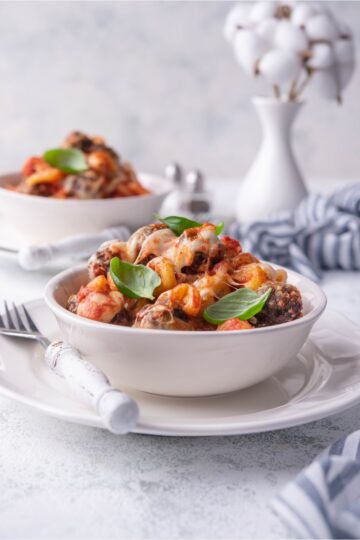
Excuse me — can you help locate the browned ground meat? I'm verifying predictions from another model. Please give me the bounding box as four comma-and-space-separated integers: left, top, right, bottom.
111, 309, 133, 327
63, 171, 107, 199
63, 131, 119, 160
253, 283, 303, 327
134, 304, 213, 331
181, 252, 207, 274
67, 294, 79, 314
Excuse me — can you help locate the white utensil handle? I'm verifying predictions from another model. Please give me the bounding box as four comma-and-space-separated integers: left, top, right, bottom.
18, 226, 130, 270
45, 341, 139, 435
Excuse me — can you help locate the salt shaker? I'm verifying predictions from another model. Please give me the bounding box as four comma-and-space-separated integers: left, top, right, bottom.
164, 162, 183, 187
159, 162, 185, 216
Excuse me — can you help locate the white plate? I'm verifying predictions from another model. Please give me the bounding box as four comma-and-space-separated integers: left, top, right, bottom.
1, 299, 360, 436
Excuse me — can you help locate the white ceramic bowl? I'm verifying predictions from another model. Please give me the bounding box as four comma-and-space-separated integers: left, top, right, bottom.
0, 172, 170, 242
44, 264, 327, 397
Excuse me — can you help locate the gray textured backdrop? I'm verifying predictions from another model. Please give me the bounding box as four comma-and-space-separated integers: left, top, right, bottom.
0, 1, 359, 181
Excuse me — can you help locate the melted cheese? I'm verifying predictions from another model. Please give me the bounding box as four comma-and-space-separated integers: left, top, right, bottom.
135, 229, 176, 263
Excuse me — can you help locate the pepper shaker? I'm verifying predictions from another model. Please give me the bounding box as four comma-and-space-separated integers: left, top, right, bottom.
181, 169, 212, 220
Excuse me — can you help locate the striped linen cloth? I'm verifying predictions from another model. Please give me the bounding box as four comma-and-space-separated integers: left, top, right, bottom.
228, 183, 360, 281
272, 311, 360, 539
272, 431, 360, 539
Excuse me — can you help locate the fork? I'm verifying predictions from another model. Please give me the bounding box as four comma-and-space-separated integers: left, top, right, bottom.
0, 301, 139, 435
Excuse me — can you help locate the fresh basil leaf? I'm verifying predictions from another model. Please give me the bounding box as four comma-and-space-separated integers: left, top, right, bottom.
110, 257, 161, 300
203, 287, 272, 325
43, 148, 88, 174
157, 215, 224, 237
215, 221, 224, 235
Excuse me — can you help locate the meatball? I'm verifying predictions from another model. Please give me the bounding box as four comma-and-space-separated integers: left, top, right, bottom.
254, 283, 303, 327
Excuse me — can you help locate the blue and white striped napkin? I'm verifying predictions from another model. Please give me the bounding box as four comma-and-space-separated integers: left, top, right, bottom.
272, 431, 360, 539
228, 183, 360, 282
272, 311, 360, 539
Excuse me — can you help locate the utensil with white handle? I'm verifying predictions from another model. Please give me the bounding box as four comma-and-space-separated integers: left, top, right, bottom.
0, 225, 130, 270
0, 301, 139, 434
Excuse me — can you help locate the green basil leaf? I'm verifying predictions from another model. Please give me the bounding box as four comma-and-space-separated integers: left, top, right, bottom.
215, 221, 224, 235
203, 287, 272, 325
43, 148, 88, 174
110, 257, 161, 300
157, 215, 224, 237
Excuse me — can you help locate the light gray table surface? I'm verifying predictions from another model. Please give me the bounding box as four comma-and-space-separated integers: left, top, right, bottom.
0, 181, 360, 539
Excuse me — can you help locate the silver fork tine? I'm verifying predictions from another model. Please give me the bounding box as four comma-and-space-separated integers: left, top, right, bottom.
4, 301, 15, 329
12, 303, 27, 331
22, 305, 40, 333
21, 304, 50, 348
0, 302, 47, 344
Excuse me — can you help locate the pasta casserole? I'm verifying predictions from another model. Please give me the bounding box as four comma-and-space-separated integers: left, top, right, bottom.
7, 131, 149, 199
67, 218, 303, 331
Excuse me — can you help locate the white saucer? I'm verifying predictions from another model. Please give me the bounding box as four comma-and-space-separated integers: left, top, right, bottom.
1, 299, 360, 436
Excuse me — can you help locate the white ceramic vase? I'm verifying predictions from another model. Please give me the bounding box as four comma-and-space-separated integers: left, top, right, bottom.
235, 96, 308, 223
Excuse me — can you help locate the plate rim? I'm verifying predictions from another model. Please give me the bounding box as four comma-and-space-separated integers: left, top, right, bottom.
1, 298, 360, 437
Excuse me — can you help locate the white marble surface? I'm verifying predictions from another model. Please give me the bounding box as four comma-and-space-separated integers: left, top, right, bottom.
0, 1, 359, 181
0, 181, 360, 538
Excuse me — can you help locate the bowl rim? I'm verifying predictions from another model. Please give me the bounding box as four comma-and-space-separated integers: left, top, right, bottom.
44, 263, 327, 337
0, 171, 170, 204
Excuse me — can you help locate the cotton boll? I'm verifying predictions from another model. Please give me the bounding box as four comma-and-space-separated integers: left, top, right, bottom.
305, 14, 339, 42
259, 49, 302, 85
291, 3, 315, 27
337, 62, 355, 90
224, 4, 251, 43
308, 2, 328, 15
333, 39, 355, 65
256, 18, 278, 44
234, 30, 270, 75
249, 2, 277, 23
275, 20, 308, 53
337, 20, 352, 39
309, 68, 339, 100
307, 43, 334, 69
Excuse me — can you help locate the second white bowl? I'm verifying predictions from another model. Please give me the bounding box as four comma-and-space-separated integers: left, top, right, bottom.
0, 172, 170, 242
